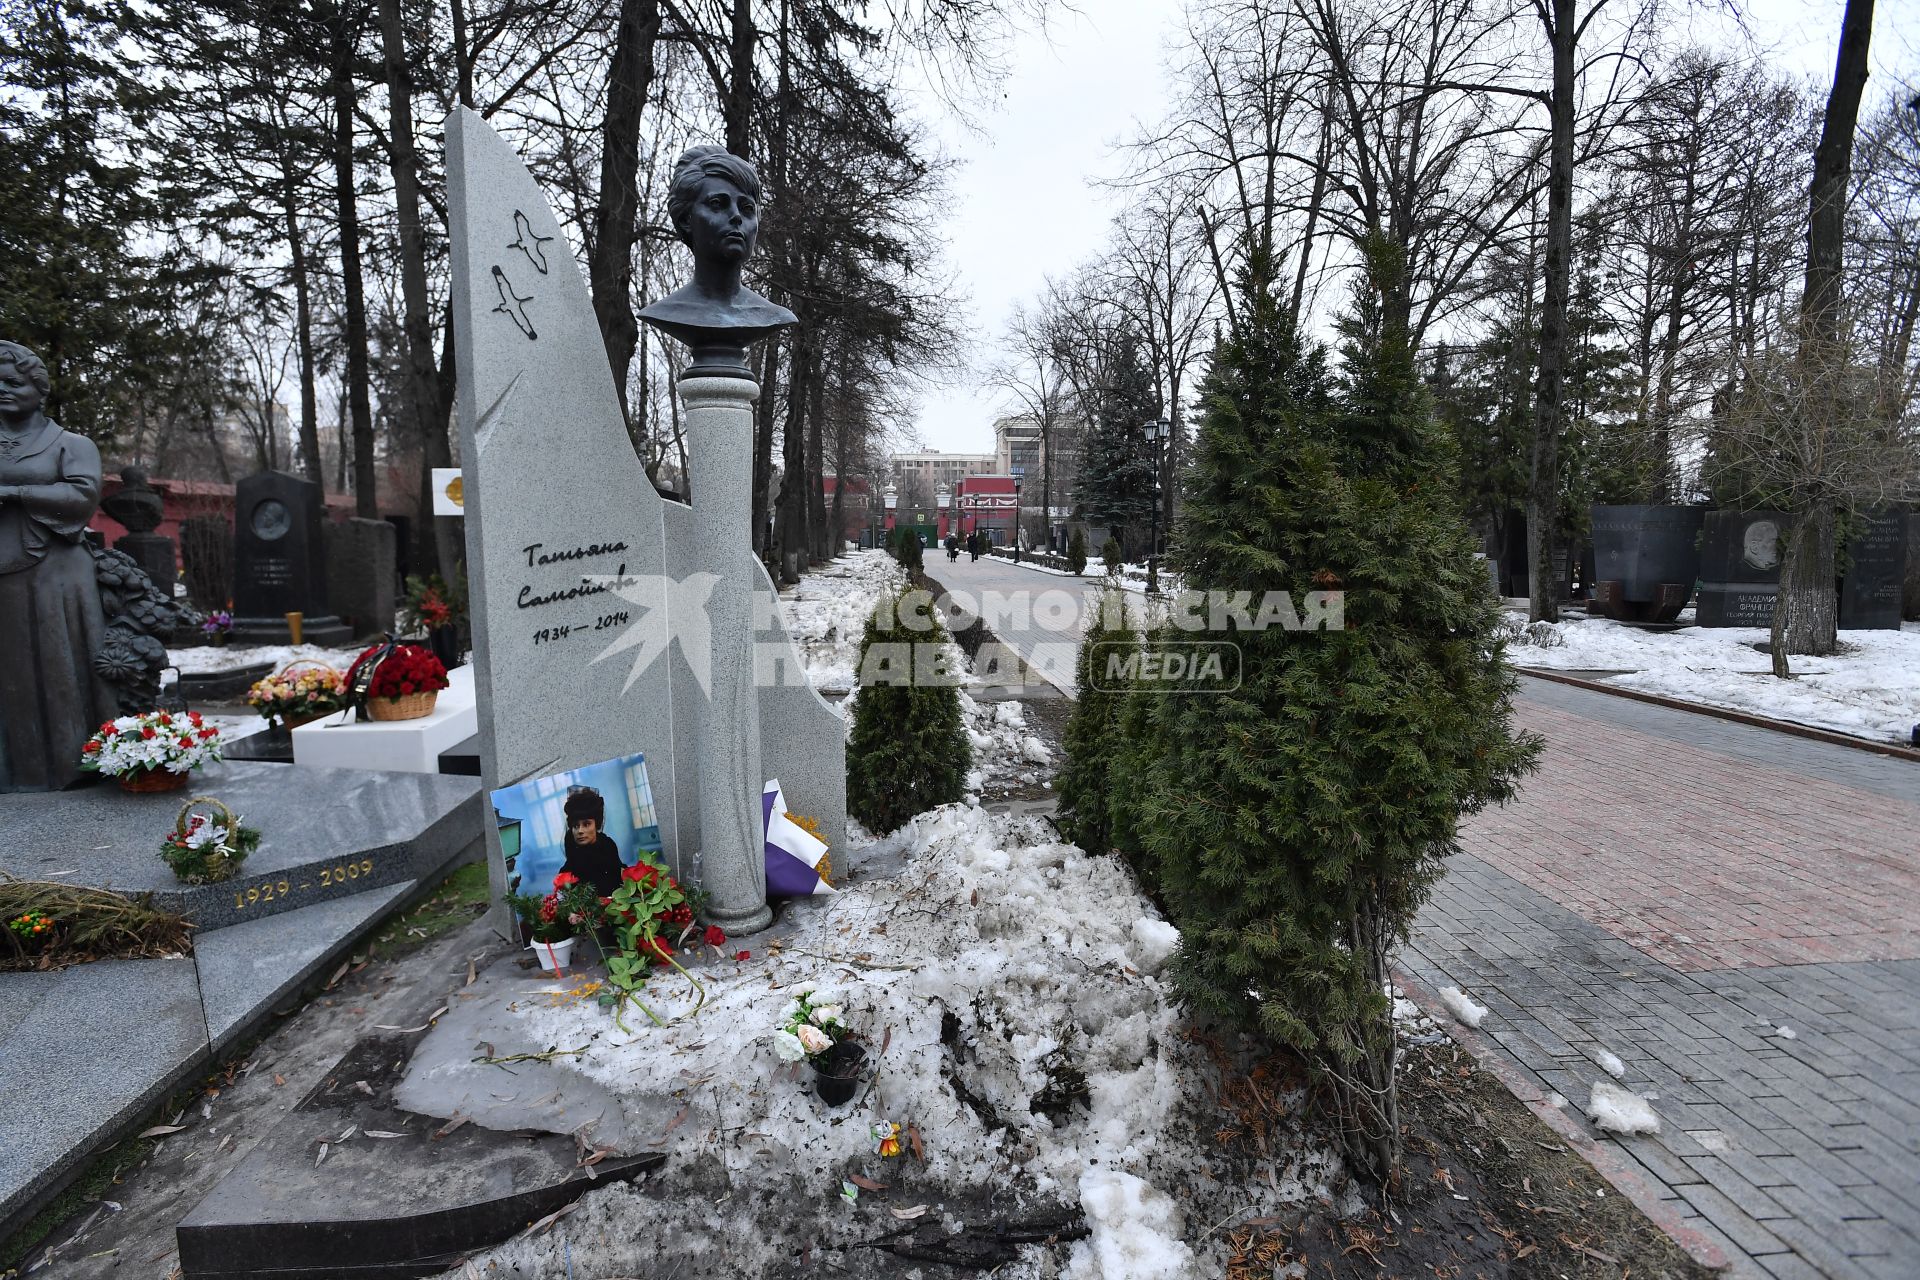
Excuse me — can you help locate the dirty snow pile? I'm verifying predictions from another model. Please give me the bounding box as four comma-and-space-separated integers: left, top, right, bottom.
439, 805, 1345, 1279
961, 691, 1054, 797
776, 550, 907, 694
1501, 613, 1920, 744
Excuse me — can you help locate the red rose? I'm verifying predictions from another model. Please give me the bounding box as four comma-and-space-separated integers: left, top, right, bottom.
553, 870, 580, 889
704, 925, 726, 947
735, 949, 751, 961
83, 741, 99, 752
199, 728, 217, 740
188, 712, 203, 725
621, 865, 647, 884
157, 713, 172, 725
100, 722, 116, 734
141, 727, 157, 739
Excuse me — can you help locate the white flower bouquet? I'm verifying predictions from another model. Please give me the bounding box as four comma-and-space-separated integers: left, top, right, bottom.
770, 981, 848, 1065
80, 711, 224, 782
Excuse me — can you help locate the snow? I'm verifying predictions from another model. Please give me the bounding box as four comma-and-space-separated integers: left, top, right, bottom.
1502, 613, 1920, 744
1585, 1081, 1661, 1136
1066, 1170, 1195, 1280
435, 804, 1345, 1278
1595, 1048, 1626, 1079
1774, 1025, 1798, 1040
169, 642, 365, 677
1128, 919, 1180, 974
1437, 985, 1488, 1028
775, 551, 908, 694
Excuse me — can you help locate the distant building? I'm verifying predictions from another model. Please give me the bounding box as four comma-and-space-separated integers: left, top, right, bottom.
942, 474, 1020, 546
992, 414, 1081, 505
888, 449, 997, 496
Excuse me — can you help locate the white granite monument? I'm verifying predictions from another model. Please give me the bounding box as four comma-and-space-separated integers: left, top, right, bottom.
445, 109, 845, 936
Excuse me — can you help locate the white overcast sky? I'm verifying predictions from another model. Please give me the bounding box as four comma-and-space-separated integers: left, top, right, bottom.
897, 0, 1918, 457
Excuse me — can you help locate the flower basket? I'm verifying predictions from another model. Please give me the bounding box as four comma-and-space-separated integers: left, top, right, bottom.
82, 711, 223, 787
162, 796, 259, 884
348, 644, 449, 721
247, 661, 347, 728
368, 690, 438, 721
120, 766, 193, 794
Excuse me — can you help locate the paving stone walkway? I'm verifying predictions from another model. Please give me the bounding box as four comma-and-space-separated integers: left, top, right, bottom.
924, 557, 1920, 1278
1407, 677, 1920, 1280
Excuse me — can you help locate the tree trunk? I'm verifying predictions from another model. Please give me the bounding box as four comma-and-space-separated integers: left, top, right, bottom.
283, 191, 324, 490
1771, 503, 1837, 671
752, 338, 778, 552
1771, 0, 1874, 669
1526, 0, 1575, 624
329, 2, 377, 518
776, 334, 810, 583
587, 0, 661, 421
723, 0, 754, 155
807, 354, 827, 562
1803, 0, 1874, 351
380, 0, 453, 576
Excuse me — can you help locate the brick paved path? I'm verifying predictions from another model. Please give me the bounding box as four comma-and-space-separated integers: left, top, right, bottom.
1407, 677, 1920, 1280
930, 558, 1920, 1277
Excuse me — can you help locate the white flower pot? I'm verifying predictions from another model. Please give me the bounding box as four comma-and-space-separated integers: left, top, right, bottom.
529, 937, 576, 972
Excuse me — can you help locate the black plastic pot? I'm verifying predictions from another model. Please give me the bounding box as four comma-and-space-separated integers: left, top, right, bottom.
812, 1041, 867, 1106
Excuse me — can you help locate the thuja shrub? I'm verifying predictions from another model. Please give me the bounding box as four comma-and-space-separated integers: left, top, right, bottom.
1055, 586, 1137, 858
1129, 242, 1539, 1181
1068, 526, 1089, 575
845, 592, 970, 835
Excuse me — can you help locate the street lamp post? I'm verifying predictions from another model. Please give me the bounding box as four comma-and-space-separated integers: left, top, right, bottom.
1143, 418, 1169, 595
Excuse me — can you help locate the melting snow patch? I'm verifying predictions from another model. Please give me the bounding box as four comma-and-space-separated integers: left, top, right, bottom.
1437, 986, 1488, 1028
1595, 1049, 1626, 1079
1774, 1025, 1798, 1040
1129, 919, 1179, 974
1066, 1170, 1194, 1280
1586, 1081, 1660, 1135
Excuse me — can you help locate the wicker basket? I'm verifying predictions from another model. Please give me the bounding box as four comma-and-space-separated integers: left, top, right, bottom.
119, 766, 192, 794
260, 660, 347, 730
168, 796, 251, 883
368, 690, 439, 721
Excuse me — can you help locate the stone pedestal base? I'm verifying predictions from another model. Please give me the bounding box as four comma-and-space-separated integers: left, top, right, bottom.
231, 615, 355, 647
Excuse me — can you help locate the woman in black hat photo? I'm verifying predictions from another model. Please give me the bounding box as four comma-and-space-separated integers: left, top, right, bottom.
559, 787, 626, 896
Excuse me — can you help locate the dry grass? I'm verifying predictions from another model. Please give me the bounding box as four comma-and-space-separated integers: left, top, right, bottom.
0, 875, 194, 971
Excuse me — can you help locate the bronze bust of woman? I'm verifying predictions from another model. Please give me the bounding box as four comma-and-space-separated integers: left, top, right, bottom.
0, 341, 116, 791
639, 145, 796, 379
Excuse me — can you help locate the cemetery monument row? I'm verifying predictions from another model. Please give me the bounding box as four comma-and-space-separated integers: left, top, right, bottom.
0, 340, 194, 791
446, 110, 845, 937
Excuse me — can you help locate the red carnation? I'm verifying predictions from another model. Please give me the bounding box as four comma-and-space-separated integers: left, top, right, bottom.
704, 925, 726, 947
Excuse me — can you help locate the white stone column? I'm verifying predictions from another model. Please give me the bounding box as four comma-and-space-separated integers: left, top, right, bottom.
680, 375, 772, 933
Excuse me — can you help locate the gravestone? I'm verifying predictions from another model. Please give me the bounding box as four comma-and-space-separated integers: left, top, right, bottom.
100, 466, 176, 589
1695, 510, 1787, 627
1838, 508, 1908, 630
445, 110, 844, 937
1589, 504, 1703, 623
231, 470, 351, 644
326, 517, 398, 639
1904, 513, 1920, 621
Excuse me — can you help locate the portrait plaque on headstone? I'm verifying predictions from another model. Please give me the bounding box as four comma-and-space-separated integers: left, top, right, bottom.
231, 470, 351, 644
1695, 510, 1788, 627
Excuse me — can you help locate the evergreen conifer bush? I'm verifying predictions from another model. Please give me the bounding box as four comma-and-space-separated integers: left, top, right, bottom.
845, 592, 970, 834
1067, 527, 1089, 575
1130, 243, 1539, 1180
1054, 586, 1137, 857
1100, 536, 1123, 575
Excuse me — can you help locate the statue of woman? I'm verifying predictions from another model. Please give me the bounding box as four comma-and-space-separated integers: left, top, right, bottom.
0, 341, 115, 791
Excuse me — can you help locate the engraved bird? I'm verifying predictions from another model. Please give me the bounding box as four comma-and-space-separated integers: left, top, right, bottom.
490, 266, 537, 340
508, 209, 555, 275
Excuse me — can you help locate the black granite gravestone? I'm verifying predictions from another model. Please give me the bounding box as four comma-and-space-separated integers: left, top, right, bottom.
1589, 504, 1704, 623
231, 470, 351, 644
1839, 508, 1908, 630
1696, 510, 1788, 627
